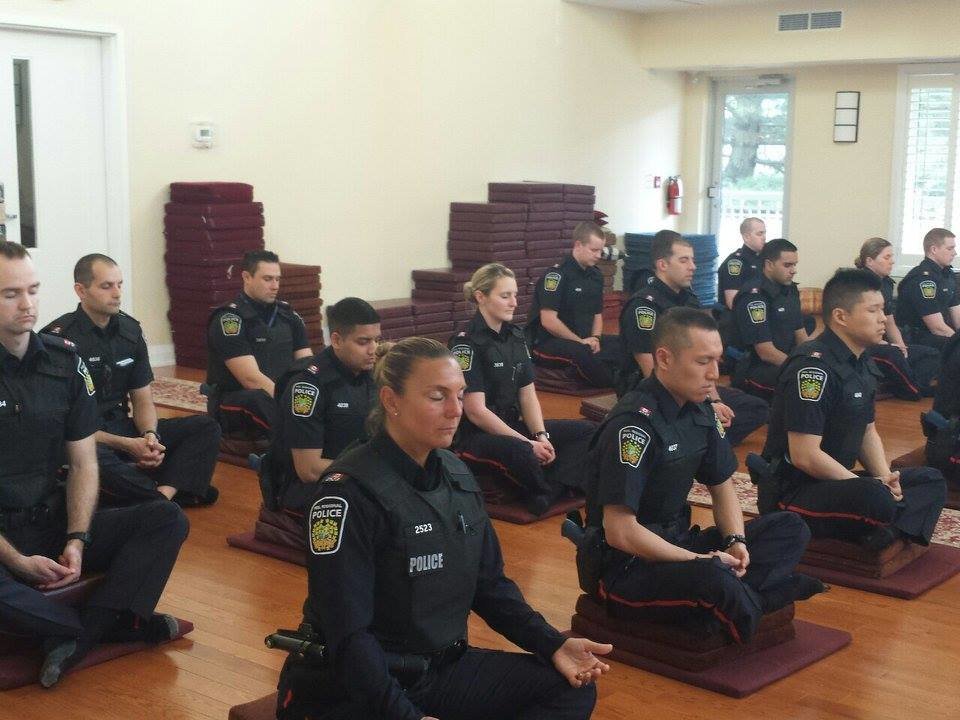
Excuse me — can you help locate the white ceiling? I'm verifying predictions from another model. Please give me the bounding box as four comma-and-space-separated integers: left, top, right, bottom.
567, 0, 784, 13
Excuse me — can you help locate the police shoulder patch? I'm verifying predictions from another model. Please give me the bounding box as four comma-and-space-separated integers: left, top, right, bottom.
543, 271, 562, 292
747, 300, 767, 324
727, 258, 743, 276
919, 280, 937, 299
797, 366, 827, 402
618, 425, 650, 468
291, 381, 319, 417
220, 312, 242, 336
451, 344, 473, 371
309, 496, 348, 555
635, 305, 656, 331
77, 357, 95, 396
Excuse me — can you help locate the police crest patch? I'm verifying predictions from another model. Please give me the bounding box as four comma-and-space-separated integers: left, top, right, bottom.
220, 312, 242, 336
919, 280, 937, 299
451, 344, 474, 371
309, 496, 348, 555
714, 411, 726, 438
635, 306, 656, 331
543, 272, 561, 292
727, 259, 743, 276
797, 366, 827, 402
618, 425, 650, 468
77, 357, 95, 396
291, 382, 319, 417
747, 300, 766, 324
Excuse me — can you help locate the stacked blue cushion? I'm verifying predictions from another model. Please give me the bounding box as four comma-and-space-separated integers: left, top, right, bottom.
623, 233, 719, 306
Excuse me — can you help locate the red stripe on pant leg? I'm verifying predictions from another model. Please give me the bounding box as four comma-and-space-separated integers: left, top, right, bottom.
744, 379, 774, 392
776, 502, 888, 527
598, 581, 743, 644
219, 403, 271, 430
871, 355, 920, 395
532, 349, 592, 384
456, 451, 525, 489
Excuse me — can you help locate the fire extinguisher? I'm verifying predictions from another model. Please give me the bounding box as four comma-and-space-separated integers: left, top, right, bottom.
666, 175, 683, 216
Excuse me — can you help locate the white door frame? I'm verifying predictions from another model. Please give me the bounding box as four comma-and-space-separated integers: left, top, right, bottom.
0, 16, 132, 312
707, 76, 795, 247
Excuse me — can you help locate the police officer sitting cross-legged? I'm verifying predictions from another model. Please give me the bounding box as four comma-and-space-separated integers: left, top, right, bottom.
925, 332, 960, 488
206, 250, 313, 438
527, 221, 620, 388
731, 239, 809, 402
584, 307, 821, 644
855, 238, 938, 399
894, 228, 960, 351
276, 337, 610, 720
760, 269, 946, 550
44, 254, 221, 507
618, 231, 768, 446
0, 242, 189, 688
265, 297, 380, 514
449, 264, 596, 516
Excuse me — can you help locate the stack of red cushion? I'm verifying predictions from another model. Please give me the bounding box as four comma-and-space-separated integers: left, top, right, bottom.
278, 262, 324, 352
164, 182, 265, 369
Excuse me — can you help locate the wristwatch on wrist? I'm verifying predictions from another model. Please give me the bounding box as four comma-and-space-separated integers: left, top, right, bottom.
143, 429, 161, 442
65, 531, 92, 547
722, 533, 747, 550
532, 431, 550, 440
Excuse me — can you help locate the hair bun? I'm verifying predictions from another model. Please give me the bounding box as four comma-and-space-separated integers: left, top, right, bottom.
375, 341, 395, 360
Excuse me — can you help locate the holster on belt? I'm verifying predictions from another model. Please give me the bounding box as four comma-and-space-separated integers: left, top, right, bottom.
562, 510, 607, 597
746, 452, 782, 515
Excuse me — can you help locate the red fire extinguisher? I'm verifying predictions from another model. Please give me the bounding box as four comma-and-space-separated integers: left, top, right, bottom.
666, 176, 683, 216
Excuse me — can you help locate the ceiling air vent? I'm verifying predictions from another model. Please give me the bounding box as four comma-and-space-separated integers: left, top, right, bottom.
778, 11, 842, 32
811, 11, 843, 29
778, 13, 810, 31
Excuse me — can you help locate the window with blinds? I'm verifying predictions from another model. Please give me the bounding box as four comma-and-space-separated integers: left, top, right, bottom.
896, 70, 960, 257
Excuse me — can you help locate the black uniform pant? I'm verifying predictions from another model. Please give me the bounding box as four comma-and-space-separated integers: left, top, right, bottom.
454, 419, 596, 512
867, 343, 939, 400
532, 335, 620, 388
599, 512, 810, 644
774, 466, 946, 544
716, 386, 769, 447
732, 357, 780, 403
97, 416, 221, 506
0, 500, 189, 640
904, 325, 951, 351
278, 647, 596, 720
208, 388, 275, 439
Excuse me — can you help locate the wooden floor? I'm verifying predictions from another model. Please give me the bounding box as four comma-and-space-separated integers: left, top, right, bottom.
4, 369, 959, 719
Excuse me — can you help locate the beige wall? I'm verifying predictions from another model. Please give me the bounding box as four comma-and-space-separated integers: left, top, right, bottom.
0, 0, 684, 352
634, 0, 960, 70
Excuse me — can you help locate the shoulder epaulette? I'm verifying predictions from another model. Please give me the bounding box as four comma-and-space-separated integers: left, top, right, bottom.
39, 333, 79, 353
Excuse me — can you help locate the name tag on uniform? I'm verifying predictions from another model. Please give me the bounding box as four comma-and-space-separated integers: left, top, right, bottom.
854, 392, 862, 398
115, 357, 134, 367
574, 287, 582, 292
668, 443, 678, 452
493, 362, 504, 368
336, 402, 349, 408
88, 356, 101, 363
254, 337, 267, 343
777, 307, 785, 312
409, 552, 444, 576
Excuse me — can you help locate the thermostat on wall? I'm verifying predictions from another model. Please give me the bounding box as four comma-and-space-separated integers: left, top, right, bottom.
191, 122, 215, 149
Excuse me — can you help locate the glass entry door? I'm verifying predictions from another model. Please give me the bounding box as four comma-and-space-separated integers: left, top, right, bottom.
708, 79, 793, 258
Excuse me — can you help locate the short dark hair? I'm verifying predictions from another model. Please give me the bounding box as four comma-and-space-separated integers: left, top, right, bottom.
651, 306, 718, 353
923, 228, 955, 254
74, 253, 117, 286
760, 238, 797, 265
242, 250, 280, 275
651, 230, 688, 266
0, 241, 30, 261
327, 297, 380, 336
572, 221, 604, 245
821, 268, 882, 326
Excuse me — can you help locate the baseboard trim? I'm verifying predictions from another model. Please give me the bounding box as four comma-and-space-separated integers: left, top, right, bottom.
149, 343, 176, 369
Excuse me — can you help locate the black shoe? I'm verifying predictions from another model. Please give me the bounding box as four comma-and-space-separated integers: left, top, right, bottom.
861, 525, 901, 552
793, 573, 828, 601
173, 486, 219, 508
39, 639, 82, 688
525, 494, 552, 517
